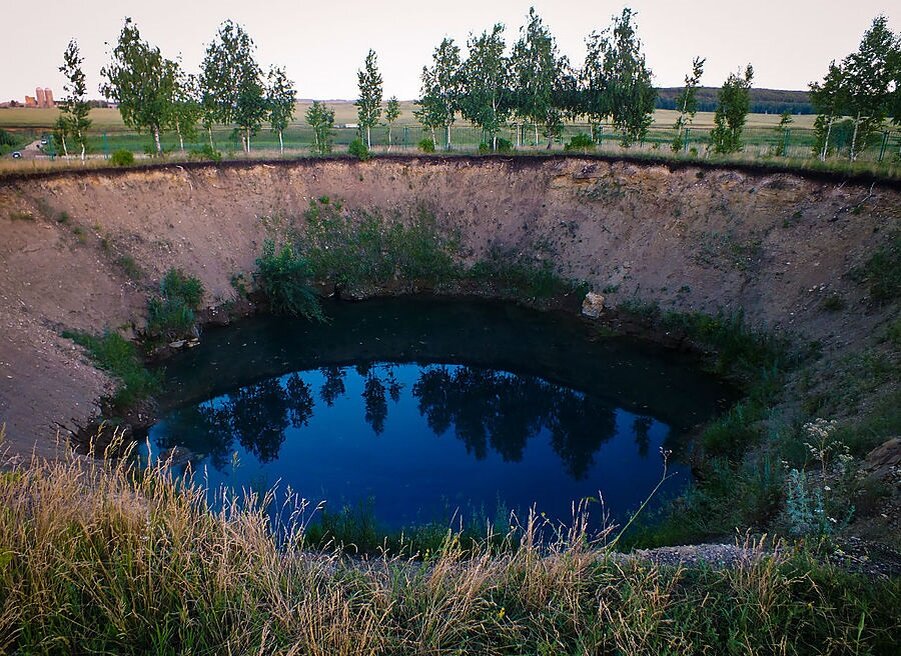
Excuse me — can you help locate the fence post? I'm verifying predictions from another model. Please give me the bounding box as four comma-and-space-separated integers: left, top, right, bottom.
684, 128, 690, 153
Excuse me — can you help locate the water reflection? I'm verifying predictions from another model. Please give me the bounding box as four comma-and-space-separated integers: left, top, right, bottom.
157, 364, 628, 474
149, 298, 733, 527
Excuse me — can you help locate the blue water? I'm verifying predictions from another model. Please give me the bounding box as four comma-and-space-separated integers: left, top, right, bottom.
148, 297, 732, 530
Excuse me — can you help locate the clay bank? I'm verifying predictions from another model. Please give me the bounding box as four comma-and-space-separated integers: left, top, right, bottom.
0, 156, 898, 457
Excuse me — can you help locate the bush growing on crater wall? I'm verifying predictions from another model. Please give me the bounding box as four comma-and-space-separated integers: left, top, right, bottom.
255, 240, 324, 321
146, 268, 204, 339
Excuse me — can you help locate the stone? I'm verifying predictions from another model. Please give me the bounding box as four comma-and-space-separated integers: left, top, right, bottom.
169, 340, 186, 349
581, 292, 606, 318
863, 437, 901, 485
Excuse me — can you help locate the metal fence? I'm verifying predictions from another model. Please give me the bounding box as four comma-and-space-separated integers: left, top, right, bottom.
32, 120, 901, 164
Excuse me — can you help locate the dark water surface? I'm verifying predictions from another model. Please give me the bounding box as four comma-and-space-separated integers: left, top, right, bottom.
148, 297, 734, 530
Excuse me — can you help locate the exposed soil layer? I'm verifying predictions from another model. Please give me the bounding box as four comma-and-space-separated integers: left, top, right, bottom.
0, 157, 898, 456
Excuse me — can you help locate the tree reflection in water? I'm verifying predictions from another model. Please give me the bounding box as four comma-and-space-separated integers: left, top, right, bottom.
156, 364, 622, 476
414, 366, 616, 479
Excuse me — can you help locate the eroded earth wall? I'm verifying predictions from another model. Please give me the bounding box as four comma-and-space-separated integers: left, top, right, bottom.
1, 157, 898, 455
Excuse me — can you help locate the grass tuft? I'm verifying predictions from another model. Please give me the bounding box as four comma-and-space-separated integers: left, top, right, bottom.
62, 330, 158, 408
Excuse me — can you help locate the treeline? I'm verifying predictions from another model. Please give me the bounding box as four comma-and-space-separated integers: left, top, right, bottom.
655, 88, 813, 115
51, 7, 899, 161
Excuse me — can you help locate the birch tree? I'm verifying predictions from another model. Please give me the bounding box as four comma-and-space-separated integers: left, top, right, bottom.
306, 101, 335, 155
415, 38, 463, 148
711, 65, 754, 154
267, 66, 296, 154
201, 21, 266, 153
672, 57, 705, 152
841, 15, 897, 161
511, 8, 567, 148
809, 61, 846, 161
460, 24, 511, 151
171, 66, 201, 153
355, 49, 383, 149
101, 18, 177, 156
59, 39, 92, 162
384, 96, 400, 151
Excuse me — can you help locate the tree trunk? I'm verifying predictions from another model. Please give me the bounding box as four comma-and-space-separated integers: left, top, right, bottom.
80, 142, 85, 163
515, 124, 521, 148
430, 126, 436, 145
366, 126, 371, 149
153, 127, 162, 156
279, 130, 284, 155
820, 116, 833, 162
534, 124, 539, 147
208, 126, 214, 149
849, 111, 860, 162
176, 122, 185, 153
387, 125, 392, 152
546, 122, 553, 150
61, 135, 68, 159
246, 128, 251, 154
445, 124, 451, 150
492, 134, 497, 151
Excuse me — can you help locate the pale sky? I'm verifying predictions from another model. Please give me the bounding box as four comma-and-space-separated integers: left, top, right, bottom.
1, 0, 897, 102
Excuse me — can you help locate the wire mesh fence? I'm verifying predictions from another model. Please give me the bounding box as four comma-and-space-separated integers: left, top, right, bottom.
33, 120, 901, 164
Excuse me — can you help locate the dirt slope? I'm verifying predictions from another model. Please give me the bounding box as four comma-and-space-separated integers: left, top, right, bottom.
0, 157, 898, 455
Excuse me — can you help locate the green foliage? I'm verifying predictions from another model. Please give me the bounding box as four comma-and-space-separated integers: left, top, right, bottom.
200, 21, 268, 153
146, 268, 204, 339
116, 255, 141, 280
672, 56, 705, 152
110, 149, 135, 166
62, 330, 158, 408
384, 96, 400, 149
355, 49, 383, 149
478, 138, 513, 154
58, 39, 92, 159
511, 8, 567, 149
459, 24, 512, 149
700, 401, 764, 459
468, 247, 586, 300
661, 309, 789, 380
302, 201, 459, 289
581, 9, 656, 146
850, 232, 901, 303
841, 15, 899, 161
254, 240, 324, 321
188, 144, 221, 162
417, 137, 436, 153
347, 138, 370, 161
101, 18, 178, 155
266, 65, 295, 153
820, 292, 846, 312
415, 38, 463, 147
160, 268, 204, 308
563, 133, 595, 152
306, 100, 335, 155
711, 64, 754, 154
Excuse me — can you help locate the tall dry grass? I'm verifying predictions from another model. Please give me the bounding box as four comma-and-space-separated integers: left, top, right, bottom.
0, 427, 898, 655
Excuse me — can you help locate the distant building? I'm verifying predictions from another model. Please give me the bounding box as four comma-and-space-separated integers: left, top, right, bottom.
24, 88, 55, 108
